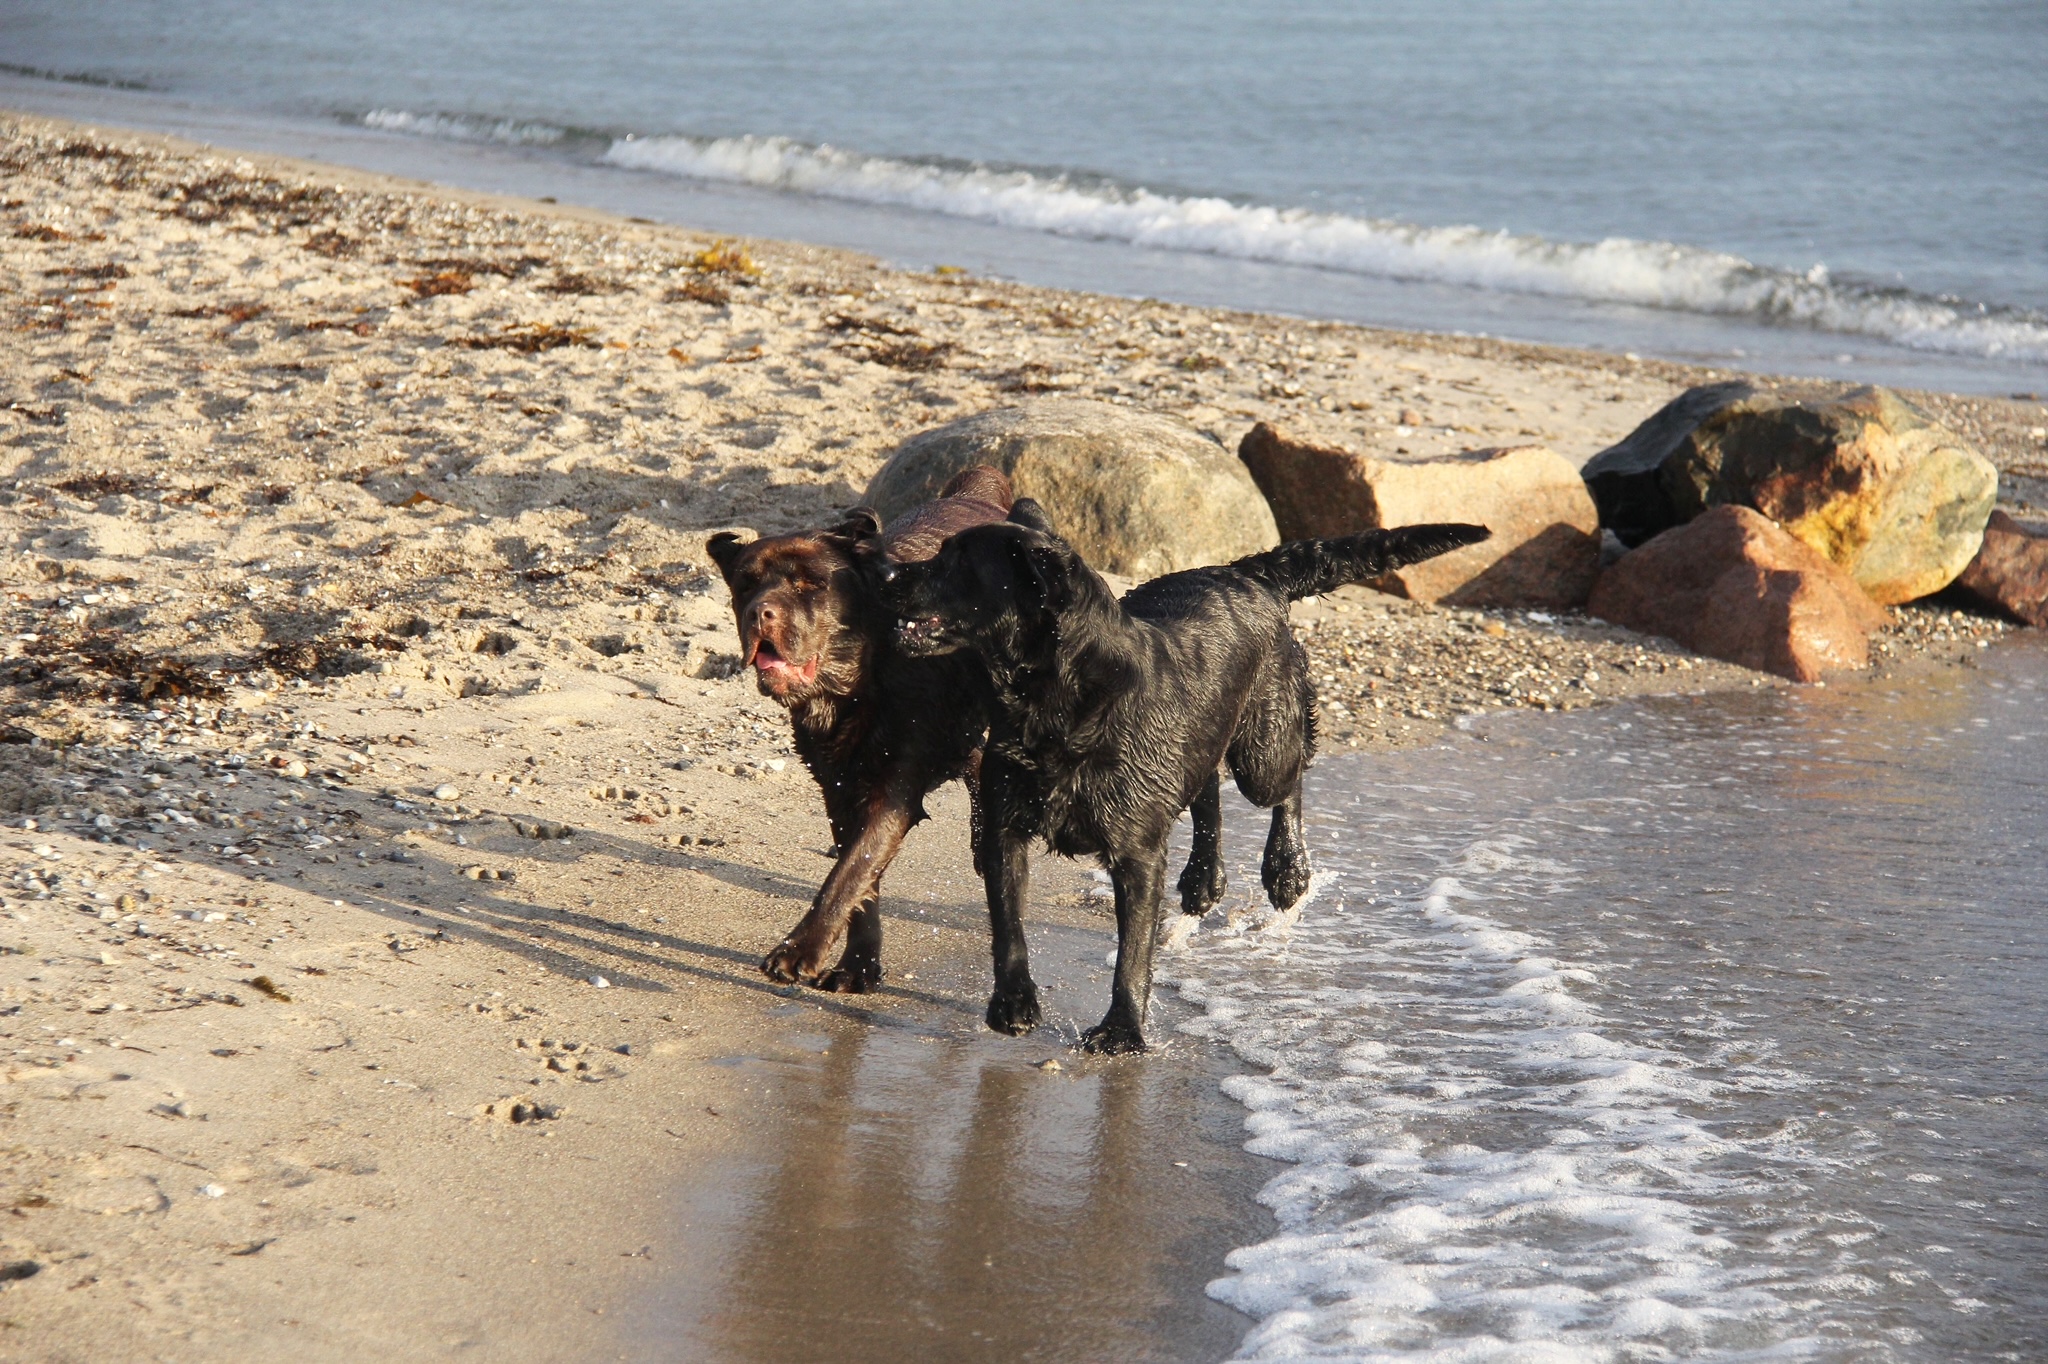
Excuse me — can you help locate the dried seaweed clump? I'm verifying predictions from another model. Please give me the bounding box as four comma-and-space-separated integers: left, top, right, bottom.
54, 472, 150, 501
403, 269, 475, 298
162, 172, 336, 229
665, 278, 730, 306
454, 322, 603, 354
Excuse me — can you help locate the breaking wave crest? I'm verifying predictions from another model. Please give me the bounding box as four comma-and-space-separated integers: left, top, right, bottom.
365, 112, 2048, 361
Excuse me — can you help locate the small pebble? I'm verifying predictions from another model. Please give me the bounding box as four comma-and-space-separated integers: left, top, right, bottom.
433, 784, 460, 800
589, 976, 611, 989
1036, 1058, 1063, 1072
199, 1184, 227, 1198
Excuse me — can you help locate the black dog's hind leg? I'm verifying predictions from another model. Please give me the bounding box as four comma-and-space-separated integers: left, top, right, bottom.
1260, 780, 1313, 914
1176, 769, 1227, 918
1083, 845, 1169, 1055
979, 794, 1043, 1035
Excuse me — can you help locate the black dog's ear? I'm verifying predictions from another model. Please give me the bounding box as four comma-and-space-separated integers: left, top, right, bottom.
1007, 498, 1056, 535
705, 530, 748, 580
1016, 536, 1077, 614
824, 506, 884, 542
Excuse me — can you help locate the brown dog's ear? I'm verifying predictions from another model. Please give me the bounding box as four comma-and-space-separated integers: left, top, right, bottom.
1007, 498, 1056, 535
823, 506, 884, 542
705, 531, 748, 580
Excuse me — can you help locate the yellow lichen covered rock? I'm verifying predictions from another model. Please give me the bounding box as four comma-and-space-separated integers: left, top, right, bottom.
1583, 383, 1997, 605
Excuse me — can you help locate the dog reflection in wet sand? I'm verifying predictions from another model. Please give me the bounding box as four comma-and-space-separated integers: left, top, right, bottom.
706, 467, 1012, 992
874, 502, 1488, 1053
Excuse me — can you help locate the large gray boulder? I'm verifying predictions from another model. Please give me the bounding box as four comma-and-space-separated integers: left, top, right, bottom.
863, 399, 1278, 577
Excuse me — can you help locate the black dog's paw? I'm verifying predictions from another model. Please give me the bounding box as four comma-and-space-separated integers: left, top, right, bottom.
1264, 850, 1313, 913
1178, 859, 1226, 917
985, 984, 1043, 1035
1079, 1019, 1148, 1055
1268, 867, 1312, 914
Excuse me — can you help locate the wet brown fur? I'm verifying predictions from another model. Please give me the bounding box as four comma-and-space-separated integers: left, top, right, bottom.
706, 467, 1012, 990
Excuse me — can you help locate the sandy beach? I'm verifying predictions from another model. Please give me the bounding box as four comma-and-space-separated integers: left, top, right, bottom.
0, 111, 2040, 1361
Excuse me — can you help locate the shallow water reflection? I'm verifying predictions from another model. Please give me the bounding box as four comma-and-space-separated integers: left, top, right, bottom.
633, 939, 1269, 1363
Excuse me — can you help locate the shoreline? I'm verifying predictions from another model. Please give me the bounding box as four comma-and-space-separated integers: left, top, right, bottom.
5, 70, 2048, 403
0, 108, 2037, 1359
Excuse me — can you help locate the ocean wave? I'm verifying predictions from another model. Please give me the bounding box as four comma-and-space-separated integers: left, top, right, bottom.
363, 108, 572, 148
353, 111, 2048, 361
603, 132, 2048, 362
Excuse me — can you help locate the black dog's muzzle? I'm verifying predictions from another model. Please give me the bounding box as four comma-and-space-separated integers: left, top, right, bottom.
867, 559, 956, 655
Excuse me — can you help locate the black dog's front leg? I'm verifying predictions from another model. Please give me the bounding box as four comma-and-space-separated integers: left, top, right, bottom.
978, 777, 1042, 1035
1084, 845, 1169, 1055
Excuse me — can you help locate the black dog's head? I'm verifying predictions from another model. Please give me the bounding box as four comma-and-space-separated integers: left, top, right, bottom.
870, 499, 1083, 660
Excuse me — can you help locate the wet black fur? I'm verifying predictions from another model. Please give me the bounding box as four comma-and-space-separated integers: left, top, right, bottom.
874, 504, 1489, 1053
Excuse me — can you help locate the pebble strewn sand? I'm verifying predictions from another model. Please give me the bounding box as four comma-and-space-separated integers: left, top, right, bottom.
0, 112, 2037, 1357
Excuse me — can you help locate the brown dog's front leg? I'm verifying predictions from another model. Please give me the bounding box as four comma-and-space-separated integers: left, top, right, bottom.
762, 787, 915, 991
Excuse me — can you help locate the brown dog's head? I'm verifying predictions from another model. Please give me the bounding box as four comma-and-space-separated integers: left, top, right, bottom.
706, 508, 882, 706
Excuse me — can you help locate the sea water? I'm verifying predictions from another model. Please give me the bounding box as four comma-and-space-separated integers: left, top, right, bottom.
1165, 639, 2047, 1360
2, 0, 2044, 393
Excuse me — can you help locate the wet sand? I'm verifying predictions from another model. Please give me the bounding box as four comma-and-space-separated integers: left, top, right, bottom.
625, 909, 1272, 1364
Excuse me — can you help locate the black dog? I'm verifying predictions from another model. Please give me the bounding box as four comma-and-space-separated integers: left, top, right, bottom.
874, 505, 1488, 1052
705, 467, 1012, 990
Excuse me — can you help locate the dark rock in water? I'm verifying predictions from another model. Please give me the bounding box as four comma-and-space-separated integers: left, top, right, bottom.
1238, 424, 1598, 608
1588, 505, 1887, 682
1583, 383, 1996, 604
1955, 510, 2048, 627
863, 399, 1277, 577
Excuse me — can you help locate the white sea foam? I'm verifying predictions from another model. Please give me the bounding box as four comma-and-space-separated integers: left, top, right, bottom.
598, 131, 2048, 362
1163, 836, 1831, 1361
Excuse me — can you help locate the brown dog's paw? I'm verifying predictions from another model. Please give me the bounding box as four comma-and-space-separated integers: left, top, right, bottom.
817, 963, 882, 993
1079, 1019, 1148, 1055
761, 937, 828, 985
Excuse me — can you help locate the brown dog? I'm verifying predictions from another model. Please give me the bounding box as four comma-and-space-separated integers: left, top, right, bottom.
706, 467, 1011, 990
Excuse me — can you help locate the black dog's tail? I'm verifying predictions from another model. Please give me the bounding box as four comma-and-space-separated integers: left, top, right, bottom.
1231, 523, 1491, 601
